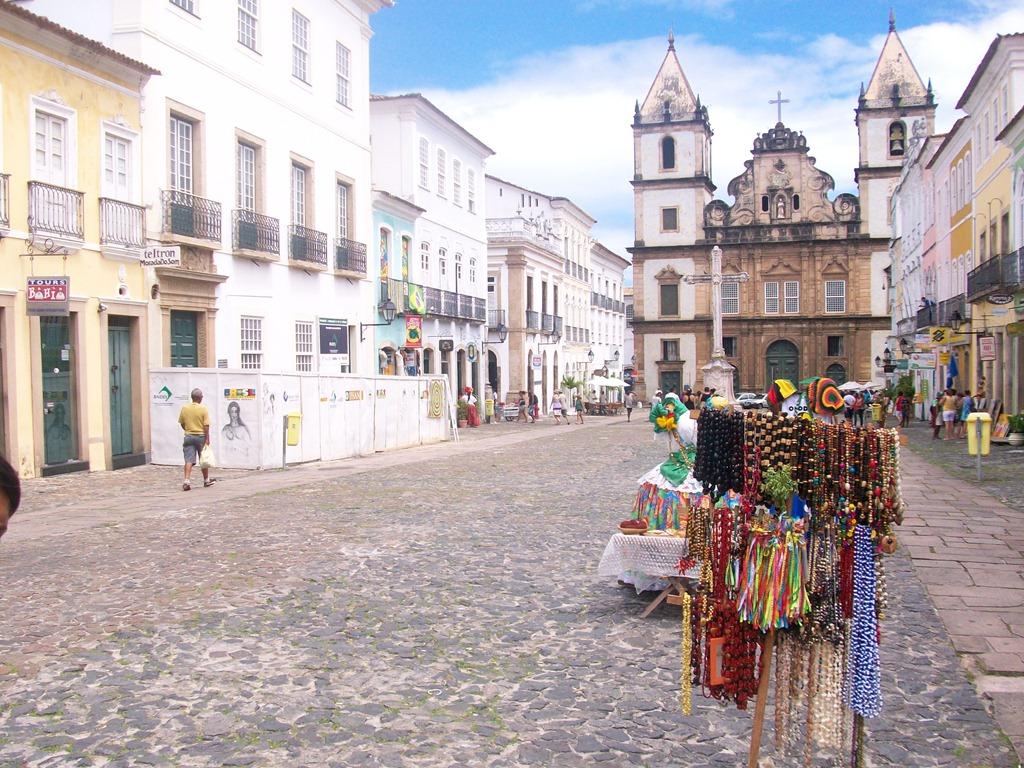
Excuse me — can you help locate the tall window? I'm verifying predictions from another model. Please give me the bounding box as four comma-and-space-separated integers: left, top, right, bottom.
659, 282, 678, 316
418, 137, 429, 189
827, 335, 844, 356
238, 0, 258, 51
438, 248, 447, 279
661, 207, 678, 232
469, 257, 477, 284
35, 112, 68, 185
169, 116, 193, 193
295, 321, 313, 372
452, 158, 462, 205
721, 283, 739, 314
825, 280, 846, 313
103, 134, 131, 200
661, 339, 680, 361
420, 241, 430, 272
455, 252, 463, 283
291, 10, 310, 83
764, 281, 779, 314
723, 336, 737, 357
291, 163, 306, 225
436, 148, 446, 196
336, 181, 350, 239
335, 43, 351, 107
241, 316, 263, 369
661, 135, 676, 169
236, 142, 255, 210
467, 169, 476, 213
783, 280, 799, 314
170, 0, 195, 13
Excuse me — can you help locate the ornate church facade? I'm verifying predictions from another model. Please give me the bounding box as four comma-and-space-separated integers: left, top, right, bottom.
629, 23, 934, 397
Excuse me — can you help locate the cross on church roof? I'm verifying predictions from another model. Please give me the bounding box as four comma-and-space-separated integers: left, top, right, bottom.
769, 90, 790, 124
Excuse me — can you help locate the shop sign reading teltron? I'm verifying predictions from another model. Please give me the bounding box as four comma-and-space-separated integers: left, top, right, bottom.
142, 245, 181, 266
26, 276, 70, 316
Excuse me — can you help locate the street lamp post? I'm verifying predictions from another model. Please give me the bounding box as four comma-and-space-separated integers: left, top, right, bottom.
359, 298, 398, 342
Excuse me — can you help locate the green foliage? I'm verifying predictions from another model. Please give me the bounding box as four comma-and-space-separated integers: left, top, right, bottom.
894, 375, 915, 398
762, 465, 797, 510
561, 375, 585, 395
1008, 413, 1024, 433
456, 399, 470, 421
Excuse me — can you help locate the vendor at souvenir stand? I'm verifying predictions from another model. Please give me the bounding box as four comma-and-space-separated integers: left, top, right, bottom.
600, 374, 905, 766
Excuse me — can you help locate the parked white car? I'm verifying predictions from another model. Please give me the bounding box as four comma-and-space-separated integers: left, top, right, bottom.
737, 392, 768, 409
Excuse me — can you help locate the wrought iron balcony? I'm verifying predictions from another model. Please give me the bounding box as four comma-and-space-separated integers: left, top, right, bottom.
335, 237, 367, 275
99, 198, 146, 249
937, 294, 965, 327
553, 315, 563, 336
232, 210, 279, 255
488, 308, 506, 328
288, 224, 328, 267
162, 189, 221, 243
915, 305, 935, 330
525, 310, 540, 330
0, 173, 9, 229
28, 181, 84, 239
1007, 247, 1024, 288
966, 256, 1004, 301
542, 313, 555, 333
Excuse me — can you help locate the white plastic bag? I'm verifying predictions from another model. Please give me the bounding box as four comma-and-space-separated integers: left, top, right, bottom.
199, 444, 216, 469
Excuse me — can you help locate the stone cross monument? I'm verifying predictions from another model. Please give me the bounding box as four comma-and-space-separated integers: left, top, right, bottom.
684, 245, 749, 402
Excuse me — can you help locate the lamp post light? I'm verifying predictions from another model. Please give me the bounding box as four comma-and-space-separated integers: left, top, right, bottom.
359, 298, 398, 342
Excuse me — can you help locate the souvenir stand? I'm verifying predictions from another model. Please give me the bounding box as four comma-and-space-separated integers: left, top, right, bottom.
600, 377, 905, 767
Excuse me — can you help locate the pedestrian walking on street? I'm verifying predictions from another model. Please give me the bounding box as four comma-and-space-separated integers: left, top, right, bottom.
853, 391, 866, 427
574, 392, 585, 424
0, 455, 21, 542
625, 391, 638, 422
550, 391, 564, 424
895, 392, 910, 428
957, 390, 974, 438
516, 390, 528, 423
178, 388, 212, 491
929, 394, 941, 439
558, 391, 570, 425
941, 388, 957, 440
529, 391, 539, 423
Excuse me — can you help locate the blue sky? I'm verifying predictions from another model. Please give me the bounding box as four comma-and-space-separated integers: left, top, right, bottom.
370, 1, 1024, 258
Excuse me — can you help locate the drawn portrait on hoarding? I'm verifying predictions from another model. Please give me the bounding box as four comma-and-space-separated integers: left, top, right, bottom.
221, 401, 252, 441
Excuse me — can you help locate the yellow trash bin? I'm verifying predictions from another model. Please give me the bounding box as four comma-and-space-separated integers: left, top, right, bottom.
966, 412, 992, 456
286, 413, 301, 446
870, 403, 882, 423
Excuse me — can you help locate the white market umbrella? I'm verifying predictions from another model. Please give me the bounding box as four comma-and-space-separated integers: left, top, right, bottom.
838, 381, 862, 392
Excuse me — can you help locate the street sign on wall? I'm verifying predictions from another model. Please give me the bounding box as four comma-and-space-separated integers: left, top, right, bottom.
979, 335, 997, 361
26, 276, 70, 316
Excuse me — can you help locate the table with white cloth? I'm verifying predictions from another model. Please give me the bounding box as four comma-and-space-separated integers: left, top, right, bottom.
597, 533, 699, 617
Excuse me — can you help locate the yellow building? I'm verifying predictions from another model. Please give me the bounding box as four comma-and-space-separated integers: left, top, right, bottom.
0, 3, 157, 477
961, 35, 1024, 405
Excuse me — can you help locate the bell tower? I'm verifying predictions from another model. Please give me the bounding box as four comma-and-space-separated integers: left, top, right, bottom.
855, 12, 936, 238
631, 31, 715, 249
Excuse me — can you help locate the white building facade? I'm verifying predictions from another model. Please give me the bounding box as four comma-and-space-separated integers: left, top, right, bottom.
26, 0, 390, 375
589, 242, 630, 392
369, 94, 493, 398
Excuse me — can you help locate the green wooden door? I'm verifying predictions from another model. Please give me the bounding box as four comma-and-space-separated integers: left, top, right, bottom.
41, 316, 77, 465
108, 321, 133, 456
765, 339, 800, 390
170, 310, 198, 368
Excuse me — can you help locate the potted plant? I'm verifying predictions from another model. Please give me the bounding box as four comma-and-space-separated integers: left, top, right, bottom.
456, 399, 469, 428
1008, 413, 1024, 447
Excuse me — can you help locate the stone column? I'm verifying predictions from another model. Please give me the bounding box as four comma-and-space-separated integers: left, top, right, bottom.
506, 249, 528, 395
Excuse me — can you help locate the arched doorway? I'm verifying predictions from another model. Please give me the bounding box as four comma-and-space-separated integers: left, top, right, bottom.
825, 363, 847, 385
541, 350, 549, 412
487, 350, 499, 396
422, 348, 434, 374
456, 349, 466, 394
765, 339, 799, 390
526, 348, 535, 399
379, 346, 397, 376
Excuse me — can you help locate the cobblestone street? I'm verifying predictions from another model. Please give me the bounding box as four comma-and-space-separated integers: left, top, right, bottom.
0, 418, 1018, 767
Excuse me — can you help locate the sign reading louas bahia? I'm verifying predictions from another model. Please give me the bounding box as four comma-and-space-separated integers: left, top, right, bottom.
26, 276, 70, 316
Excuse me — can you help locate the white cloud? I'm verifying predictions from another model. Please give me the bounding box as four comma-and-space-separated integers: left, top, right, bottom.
400, 6, 1024, 259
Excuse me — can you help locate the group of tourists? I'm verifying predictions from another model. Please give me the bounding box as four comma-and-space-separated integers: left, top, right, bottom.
932, 386, 987, 440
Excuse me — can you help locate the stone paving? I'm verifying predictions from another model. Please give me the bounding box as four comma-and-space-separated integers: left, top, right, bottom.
0, 418, 1018, 767
899, 421, 1024, 760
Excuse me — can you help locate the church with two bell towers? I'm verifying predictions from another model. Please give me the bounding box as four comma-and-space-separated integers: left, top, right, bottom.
629, 21, 934, 398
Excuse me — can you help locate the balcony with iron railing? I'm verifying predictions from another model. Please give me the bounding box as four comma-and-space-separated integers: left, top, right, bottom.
525, 309, 540, 330
486, 217, 562, 257
553, 316, 563, 336
29, 181, 84, 241
488, 308, 506, 328
288, 224, 328, 269
541, 313, 555, 333
99, 198, 146, 251
915, 305, 936, 330
384, 279, 485, 322
232, 210, 279, 258
937, 294, 966, 327
334, 237, 367, 276
0, 174, 9, 230
161, 189, 221, 244
966, 256, 1005, 301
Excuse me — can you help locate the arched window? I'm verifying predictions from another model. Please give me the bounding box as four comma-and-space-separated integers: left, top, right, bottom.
438, 247, 447, 279
422, 348, 433, 374
825, 363, 847, 385
888, 120, 906, 157
455, 252, 463, 282
420, 241, 430, 272
761, 195, 769, 213
661, 135, 676, 170
792, 194, 800, 211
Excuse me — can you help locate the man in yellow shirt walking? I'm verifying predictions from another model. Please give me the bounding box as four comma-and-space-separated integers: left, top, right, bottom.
178, 388, 212, 491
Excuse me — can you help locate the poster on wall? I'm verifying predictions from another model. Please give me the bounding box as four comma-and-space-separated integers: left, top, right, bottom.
319, 318, 350, 372
405, 315, 422, 348
979, 335, 996, 361
401, 236, 410, 280
408, 283, 426, 315
219, 384, 258, 467
379, 229, 390, 281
